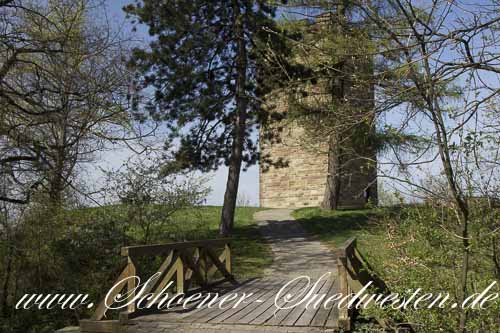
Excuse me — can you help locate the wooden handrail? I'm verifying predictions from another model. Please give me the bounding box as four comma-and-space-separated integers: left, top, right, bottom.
121, 238, 230, 257
80, 238, 235, 333
336, 237, 413, 332
333, 237, 356, 258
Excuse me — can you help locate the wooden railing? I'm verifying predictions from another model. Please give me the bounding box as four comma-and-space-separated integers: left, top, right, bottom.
335, 237, 412, 332
79, 238, 235, 333
335, 237, 387, 331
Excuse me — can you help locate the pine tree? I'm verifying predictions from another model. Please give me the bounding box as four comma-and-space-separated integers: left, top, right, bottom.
125, 0, 286, 235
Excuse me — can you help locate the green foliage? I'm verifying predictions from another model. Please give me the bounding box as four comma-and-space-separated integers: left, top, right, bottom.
0, 203, 271, 332
372, 125, 427, 156
125, 0, 283, 171
0, 0, 131, 205
362, 205, 500, 331
104, 154, 210, 243
294, 205, 500, 331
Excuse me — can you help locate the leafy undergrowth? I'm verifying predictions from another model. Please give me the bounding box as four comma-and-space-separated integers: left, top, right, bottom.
291, 206, 500, 331
5, 205, 272, 332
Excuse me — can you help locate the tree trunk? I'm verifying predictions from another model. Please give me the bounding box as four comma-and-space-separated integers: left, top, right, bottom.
1, 245, 14, 318
429, 92, 470, 332
48, 147, 66, 206
220, 1, 247, 236
48, 115, 68, 206
321, 135, 342, 210
458, 214, 470, 332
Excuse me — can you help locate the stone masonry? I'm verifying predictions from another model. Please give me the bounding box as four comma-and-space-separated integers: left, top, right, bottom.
259, 13, 378, 209
259, 124, 329, 208
259, 115, 377, 209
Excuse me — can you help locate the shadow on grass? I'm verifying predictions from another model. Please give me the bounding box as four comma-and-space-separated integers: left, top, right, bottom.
292, 207, 378, 247
231, 223, 274, 279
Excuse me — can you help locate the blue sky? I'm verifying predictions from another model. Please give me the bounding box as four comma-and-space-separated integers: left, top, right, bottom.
95, 0, 261, 206
97, 0, 499, 207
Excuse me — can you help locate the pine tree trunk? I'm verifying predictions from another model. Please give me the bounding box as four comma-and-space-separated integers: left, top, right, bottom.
321, 135, 342, 210
220, 1, 247, 236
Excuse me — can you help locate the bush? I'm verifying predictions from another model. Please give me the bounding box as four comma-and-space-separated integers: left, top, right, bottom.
362, 204, 500, 331
0, 156, 210, 332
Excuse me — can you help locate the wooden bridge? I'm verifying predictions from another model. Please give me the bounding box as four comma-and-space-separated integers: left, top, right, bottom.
68, 236, 379, 333
57, 209, 398, 333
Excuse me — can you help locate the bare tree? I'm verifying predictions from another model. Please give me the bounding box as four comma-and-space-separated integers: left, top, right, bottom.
270, 0, 498, 329
0, 0, 135, 206
353, 0, 499, 330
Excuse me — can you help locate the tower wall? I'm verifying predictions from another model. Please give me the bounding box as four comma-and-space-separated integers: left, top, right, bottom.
259, 118, 377, 209
259, 125, 329, 209
259, 12, 378, 209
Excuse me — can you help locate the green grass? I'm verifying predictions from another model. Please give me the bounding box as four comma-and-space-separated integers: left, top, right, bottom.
292, 207, 380, 247
291, 206, 500, 331
70, 205, 273, 279
166, 206, 273, 279
291, 207, 391, 266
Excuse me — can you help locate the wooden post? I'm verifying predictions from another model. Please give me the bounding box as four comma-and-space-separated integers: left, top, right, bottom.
82, 238, 234, 332
127, 256, 136, 314
201, 247, 210, 283
338, 256, 350, 331
176, 255, 184, 294
199, 246, 207, 282
225, 243, 231, 273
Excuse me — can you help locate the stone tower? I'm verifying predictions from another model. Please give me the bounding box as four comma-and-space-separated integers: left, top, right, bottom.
259, 14, 378, 209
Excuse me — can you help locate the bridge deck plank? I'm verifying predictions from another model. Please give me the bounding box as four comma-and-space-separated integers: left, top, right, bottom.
128, 276, 341, 332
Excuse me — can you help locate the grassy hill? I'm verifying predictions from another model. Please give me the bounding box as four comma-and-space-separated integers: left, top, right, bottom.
79, 205, 274, 279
